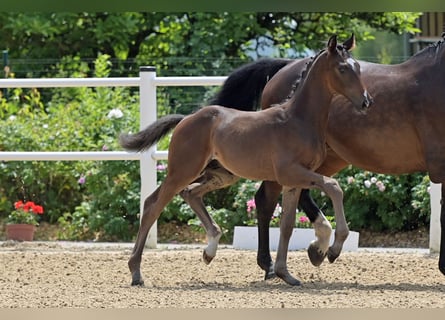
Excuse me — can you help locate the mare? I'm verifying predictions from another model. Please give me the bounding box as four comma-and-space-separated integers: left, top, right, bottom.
182, 33, 445, 280
120, 35, 372, 286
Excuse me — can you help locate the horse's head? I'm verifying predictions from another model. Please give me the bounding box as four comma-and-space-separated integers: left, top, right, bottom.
325, 34, 373, 113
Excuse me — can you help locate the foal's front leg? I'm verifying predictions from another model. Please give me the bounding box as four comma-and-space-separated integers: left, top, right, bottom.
274, 187, 301, 286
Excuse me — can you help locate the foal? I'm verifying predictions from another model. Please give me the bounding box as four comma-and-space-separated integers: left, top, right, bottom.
120, 35, 372, 286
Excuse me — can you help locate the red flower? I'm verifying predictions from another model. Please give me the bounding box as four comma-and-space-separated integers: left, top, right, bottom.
14, 201, 44, 214
33, 205, 44, 214
14, 200, 24, 210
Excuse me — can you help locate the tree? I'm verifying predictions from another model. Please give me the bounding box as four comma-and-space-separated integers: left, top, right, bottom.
1, 12, 421, 74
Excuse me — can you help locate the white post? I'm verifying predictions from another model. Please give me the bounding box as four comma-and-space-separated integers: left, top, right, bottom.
139, 66, 158, 248
429, 182, 442, 252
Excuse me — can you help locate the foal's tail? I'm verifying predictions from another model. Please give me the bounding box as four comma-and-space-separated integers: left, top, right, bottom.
119, 114, 185, 152
209, 58, 291, 111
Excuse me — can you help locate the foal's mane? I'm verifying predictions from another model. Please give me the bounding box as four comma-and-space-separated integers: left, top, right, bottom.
282, 45, 350, 103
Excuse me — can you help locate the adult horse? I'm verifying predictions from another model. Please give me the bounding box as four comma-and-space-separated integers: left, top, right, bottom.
120, 35, 371, 286
184, 33, 445, 279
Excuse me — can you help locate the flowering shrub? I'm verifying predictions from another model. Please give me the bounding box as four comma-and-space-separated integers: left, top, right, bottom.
321, 167, 430, 232
7, 201, 44, 226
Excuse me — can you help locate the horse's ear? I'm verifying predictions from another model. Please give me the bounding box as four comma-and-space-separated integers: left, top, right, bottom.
343, 33, 356, 51
327, 35, 338, 54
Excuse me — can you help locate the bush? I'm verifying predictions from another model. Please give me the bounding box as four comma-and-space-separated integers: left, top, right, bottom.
0, 54, 142, 240
307, 167, 430, 232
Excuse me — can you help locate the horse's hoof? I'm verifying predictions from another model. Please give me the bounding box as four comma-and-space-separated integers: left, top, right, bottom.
203, 250, 214, 265
327, 247, 340, 263
438, 261, 445, 276
264, 268, 276, 280
308, 242, 327, 267
131, 279, 145, 287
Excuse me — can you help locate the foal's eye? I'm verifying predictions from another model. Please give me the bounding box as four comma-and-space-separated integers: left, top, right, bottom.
338, 66, 346, 74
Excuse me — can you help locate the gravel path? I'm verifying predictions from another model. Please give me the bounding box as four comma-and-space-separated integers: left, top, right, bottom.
0, 241, 444, 308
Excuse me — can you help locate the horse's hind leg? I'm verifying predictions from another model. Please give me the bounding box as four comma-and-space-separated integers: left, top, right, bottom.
439, 184, 445, 275
180, 162, 240, 264
255, 181, 282, 279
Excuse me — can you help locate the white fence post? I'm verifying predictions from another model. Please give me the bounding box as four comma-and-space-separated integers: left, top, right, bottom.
139, 66, 158, 248
429, 182, 442, 252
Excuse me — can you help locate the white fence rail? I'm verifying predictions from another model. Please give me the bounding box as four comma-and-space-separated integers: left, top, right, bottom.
0, 67, 226, 248
0, 67, 440, 252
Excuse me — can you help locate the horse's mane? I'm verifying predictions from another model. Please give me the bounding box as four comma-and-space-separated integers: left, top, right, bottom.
411, 32, 445, 59
279, 45, 350, 104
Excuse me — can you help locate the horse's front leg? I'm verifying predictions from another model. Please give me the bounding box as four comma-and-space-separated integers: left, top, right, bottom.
255, 181, 282, 279
298, 189, 331, 266
274, 187, 301, 286
180, 161, 239, 264
439, 184, 445, 275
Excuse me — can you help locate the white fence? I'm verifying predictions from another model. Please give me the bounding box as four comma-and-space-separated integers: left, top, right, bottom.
0, 67, 441, 252
0, 66, 226, 248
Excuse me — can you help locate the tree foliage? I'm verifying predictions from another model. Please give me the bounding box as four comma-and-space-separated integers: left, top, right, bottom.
1, 12, 421, 75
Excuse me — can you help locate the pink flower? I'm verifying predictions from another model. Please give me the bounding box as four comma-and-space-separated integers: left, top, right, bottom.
246, 199, 256, 213
78, 175, 86, 185
298, 216, 310, 223
376, 181, 386, 192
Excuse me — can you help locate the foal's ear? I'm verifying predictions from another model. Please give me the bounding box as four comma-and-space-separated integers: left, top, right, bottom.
343, 33, 356, 51
327, 35, 338, 54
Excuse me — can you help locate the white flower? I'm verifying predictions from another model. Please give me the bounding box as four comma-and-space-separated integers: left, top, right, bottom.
370, 177, 377, 184
107, 108, 123, 119
8, 115, 16, 121
364, 180, 372, 188
347, 176, 355, 184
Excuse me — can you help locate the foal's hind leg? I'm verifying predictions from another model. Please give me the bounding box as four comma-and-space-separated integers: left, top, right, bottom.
180, 162, 240, 264
129, 160, 209, 286
129, 183, 179, 286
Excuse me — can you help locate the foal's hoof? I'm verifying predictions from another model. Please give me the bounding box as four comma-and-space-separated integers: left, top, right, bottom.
276, 271, 301, 286
203, 250, 214, 265
327, 247, 340, 263
308, 242, 327, 267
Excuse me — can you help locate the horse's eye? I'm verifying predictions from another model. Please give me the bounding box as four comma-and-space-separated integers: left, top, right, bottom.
338, 66, 346, 74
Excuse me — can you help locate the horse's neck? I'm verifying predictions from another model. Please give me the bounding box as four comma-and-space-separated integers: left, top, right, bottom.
287, 63, 333, 135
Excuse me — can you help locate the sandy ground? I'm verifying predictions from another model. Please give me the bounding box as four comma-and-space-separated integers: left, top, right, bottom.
0, 241, 444, 308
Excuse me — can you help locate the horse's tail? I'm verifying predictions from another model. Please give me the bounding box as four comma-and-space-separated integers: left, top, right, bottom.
209, 58, 292, 111
119, 114, 185, 152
